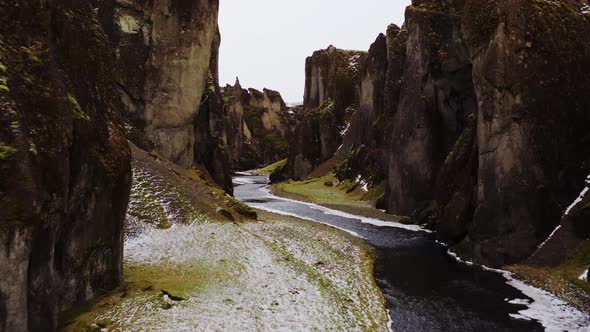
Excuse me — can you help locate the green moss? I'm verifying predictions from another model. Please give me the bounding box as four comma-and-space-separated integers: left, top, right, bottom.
252, 158, 287, 175
68, 94, 90, 121
59, 301, 96, 329
0, 143, 17, 160
232, 200, 258, 219
261, 134, 289, 159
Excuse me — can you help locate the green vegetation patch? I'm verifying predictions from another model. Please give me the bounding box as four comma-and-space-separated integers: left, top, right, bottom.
252, 158, 287, 175
507, 240, 590, 313
0, 142, 16, 160
231, 200, 258, 219
68, 94, 90, 121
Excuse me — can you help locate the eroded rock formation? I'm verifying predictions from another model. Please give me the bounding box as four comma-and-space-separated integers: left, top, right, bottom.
0, 1, 132, 330
286, 46, 367, 179
194, 28, 234, 195
316, 0, 590, 266
222, 79, 294, 170
458, 0, 590, 265
97, 0, 220, 168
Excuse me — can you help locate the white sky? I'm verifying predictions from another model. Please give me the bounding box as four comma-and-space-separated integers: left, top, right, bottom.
219, 0, 410, 103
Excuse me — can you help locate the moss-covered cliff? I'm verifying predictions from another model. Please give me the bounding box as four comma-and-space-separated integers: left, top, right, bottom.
285, 46, 367, 180
0, 1, 131, 330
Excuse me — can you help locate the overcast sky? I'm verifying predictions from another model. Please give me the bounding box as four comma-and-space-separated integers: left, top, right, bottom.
219, 1, 410, 103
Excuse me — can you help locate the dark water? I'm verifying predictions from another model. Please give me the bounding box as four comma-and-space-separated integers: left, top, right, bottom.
233, 175, 544, 332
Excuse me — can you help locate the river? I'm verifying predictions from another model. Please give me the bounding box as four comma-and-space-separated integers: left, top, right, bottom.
234, 174, 590, 332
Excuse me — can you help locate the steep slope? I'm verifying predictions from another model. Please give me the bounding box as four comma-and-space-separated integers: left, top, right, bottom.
195, 31, 234, 195
0, 1, 131, 331
385, 1, 477, 217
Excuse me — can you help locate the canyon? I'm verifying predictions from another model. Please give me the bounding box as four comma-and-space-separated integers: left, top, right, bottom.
1, 0, 589, 331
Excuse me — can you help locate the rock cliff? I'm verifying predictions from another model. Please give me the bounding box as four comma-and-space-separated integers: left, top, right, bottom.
302, 0, 590, 267
457, 0, 590, 265
0, 1, 131, 330
222, 80, 294, 170
194, 28, 234, 195
286, 46, 367, 179
97, 0, 220, 168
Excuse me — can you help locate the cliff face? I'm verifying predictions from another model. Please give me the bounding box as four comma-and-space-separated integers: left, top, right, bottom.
286, 46, 367, 179
194, 28, 234, 195
0, 1, 131, 330
386, 1, 477, 216
457, 0, 590, 265
98, 0, 220, 168
223, 80, 294, 170
335, 0, 590, 266
335, 32, 391, 186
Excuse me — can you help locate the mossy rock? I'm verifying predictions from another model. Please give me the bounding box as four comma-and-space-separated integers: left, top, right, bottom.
232, 200, 257, 219
216, 207, 235, 221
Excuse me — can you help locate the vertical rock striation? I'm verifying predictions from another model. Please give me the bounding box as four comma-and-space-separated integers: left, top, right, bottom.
336, 0, 590, 266
385, 1, 477, 216
222, 80, 294, 170
459, 0, 590, 265
98, 0, 220, 168
194, 27, 234, 195
0, 1, 132, 330
286, 46, 367, 179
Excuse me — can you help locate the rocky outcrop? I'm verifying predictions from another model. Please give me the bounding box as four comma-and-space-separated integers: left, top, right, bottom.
333, 0, 590, 266
194, 28, 233, 195
0, 1, 131, 330
97, 0, 220, 168
336, 33, 390, 186
457, 0, 590, 265
385, 1, 477, 216
286, 46, 367, 179
222, 79, 294, 170
381, 0, 590, 266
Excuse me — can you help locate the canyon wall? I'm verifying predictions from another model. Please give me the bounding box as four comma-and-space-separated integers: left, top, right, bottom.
286, 46, 367, 179
457, 0, 590, 265
0, 1, 132, 330
302, 0, 590, 267
223, 80, 294, 170
194, 28, 234, 195
97, 0, 220, 168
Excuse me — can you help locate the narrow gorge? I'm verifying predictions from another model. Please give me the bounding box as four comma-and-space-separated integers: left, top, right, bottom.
1, 0, 589, 331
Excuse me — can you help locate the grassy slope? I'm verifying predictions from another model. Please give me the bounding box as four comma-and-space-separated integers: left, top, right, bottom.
272, 172, 407, 222
60, 147, 389, 331
251, 158, 287, 175
507, 241, 590, 314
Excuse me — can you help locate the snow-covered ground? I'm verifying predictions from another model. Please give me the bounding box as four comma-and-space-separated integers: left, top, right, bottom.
73, 215, 389, 331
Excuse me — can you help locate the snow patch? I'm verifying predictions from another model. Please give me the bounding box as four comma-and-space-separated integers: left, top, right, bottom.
256, 185, 430, 233
579, 269, 588, 281
340, 123, 351, 136
535, 225, 561, 252
445, 248, 590, 331
565, 174, 590, 216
